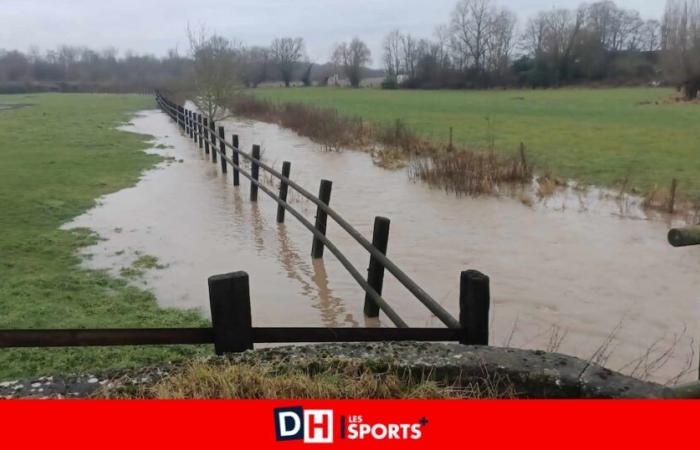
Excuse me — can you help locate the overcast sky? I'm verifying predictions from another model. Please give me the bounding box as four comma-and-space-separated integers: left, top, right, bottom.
0, 0, 665, 64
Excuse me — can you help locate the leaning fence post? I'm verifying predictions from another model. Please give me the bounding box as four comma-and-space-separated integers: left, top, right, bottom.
311, 180, 333, 259
459, 270, 490, 345
669, 178, 678, 214
208, 271, 254, 355
364, 216, 390, 318
251, 145, 261, 201
277, 161, 292, 223
232, 135, 240, 186
203, 118, 210, 155
210, 119, 217, 164
218, 126, 227, 173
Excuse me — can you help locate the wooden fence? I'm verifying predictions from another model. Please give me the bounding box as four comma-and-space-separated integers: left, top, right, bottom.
0, 92, 492, 355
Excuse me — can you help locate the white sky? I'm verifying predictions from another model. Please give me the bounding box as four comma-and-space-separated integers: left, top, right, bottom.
0, 0, 666, 65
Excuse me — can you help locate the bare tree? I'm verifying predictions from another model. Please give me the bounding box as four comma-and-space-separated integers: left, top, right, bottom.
662, 0, 700, 99
522, 12, 548, 57
301, 61, 314, 87
450, 0, 494, 76
271, 37, 305, 87
382, 30, 403, 82
543, 8, 585, 84
486, 8, 517, 78
640, 20, 662, 52
187, 26, 242, 120
240, 46, 270, 88
400, 33, 420, 80
331, 38, 372, 88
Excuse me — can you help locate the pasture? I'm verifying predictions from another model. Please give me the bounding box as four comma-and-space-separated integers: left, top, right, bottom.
0, 93, 206, 378
253, 87, 700, 201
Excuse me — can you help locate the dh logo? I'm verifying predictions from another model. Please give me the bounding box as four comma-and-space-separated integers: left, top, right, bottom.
274, 407, 333, 443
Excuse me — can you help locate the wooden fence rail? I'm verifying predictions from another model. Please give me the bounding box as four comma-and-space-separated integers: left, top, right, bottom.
0, 271, 487, 355
155, 92, 462, 329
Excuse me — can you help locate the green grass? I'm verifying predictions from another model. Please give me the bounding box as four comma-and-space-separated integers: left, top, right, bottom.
0, 93, 208, 379
253, 87, 700, 200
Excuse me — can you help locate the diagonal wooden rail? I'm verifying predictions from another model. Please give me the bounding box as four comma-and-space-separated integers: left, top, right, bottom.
155, 92, 461, 329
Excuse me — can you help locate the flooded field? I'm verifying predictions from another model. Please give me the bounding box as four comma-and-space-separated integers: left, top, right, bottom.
65, 109, 700, 384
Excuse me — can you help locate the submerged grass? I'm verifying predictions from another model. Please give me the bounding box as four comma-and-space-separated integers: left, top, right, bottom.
252, 87, 700, 203
229, 95, 531, 194
0, 93, 208, 379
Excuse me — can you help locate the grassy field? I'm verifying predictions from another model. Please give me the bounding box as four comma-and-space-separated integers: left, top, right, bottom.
253, 87, 700, 201
0, 93, 207, 379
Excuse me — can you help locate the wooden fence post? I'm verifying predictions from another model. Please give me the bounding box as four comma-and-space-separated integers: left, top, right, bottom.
208, 271, 253, 355
190, 111, 195, 139
669, 178, 678, 214
185, 110, 190, 137
251, 145, 261, 201
232, 135, 240, 186
192, 112, 198, 145
210, 119, 217, 164
459, 270, 490, 345
277, 161, 292, 223
218, 126, 227, 173
311, 180, 333, 259
198, 114, 203, 149
364, 216, 390, 318
203, 118, 210, 155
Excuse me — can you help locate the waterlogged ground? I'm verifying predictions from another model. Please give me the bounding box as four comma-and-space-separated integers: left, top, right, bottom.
65, 109, 700, 384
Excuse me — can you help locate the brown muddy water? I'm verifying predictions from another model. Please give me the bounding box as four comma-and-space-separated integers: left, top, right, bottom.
64, 109, 700, 384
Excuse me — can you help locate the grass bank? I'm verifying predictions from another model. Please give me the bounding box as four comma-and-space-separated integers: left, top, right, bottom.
252, 87, 700, 202
0, 93, 207, 379
99, 357, 513, 399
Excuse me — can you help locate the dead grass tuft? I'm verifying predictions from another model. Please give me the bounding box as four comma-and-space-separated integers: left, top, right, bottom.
98, 358, 515, 399
230, 95, 532, 195
229, 95, 368, 151
409, 150, 531, 196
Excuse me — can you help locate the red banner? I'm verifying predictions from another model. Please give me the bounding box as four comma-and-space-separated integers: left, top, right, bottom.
0, 400, 697, 448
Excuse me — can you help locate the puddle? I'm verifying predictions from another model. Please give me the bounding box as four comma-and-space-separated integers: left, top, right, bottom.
64, 109, 700, 384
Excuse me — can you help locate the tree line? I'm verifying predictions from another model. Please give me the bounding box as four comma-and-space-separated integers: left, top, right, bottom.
0, 46, 193, 93
1, 0, 698, 99
380, 0, 699, 98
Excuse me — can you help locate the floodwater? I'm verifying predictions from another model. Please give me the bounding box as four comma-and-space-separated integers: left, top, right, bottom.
65, 109, 700, 384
